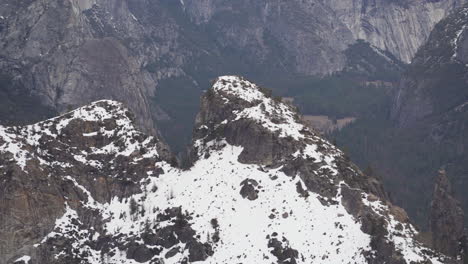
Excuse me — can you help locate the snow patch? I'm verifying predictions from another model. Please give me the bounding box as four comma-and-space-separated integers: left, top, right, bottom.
452, 24, 468, 59
455, 101, 468, 112
213, 76, 309, 140
293, 143, 339, 175
0, 100, 160, 173
103, 143, 372, 263
213, 76, 266, 103
14, 256, 31, 263
362, 193, 444, 264
233, 98, 305, 140
0, 127, 29, 170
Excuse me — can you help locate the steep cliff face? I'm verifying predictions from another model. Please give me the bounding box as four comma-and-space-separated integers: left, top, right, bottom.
0, 0, 165, 133
0, 0, 215, 135
326, 0, 466, 63
0, 76, 459, 264
183, 0, 355, 75
0, 0, 464, 148
184, 0, 466, 65
334, 4, 468, 232
392, 5, 468, 127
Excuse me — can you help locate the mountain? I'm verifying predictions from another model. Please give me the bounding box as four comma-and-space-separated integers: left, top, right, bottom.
0, 0, 160, 133
319, 4, 468, 230
387, 4, 468, 226
324, 0, 466, 63
0, 0, 466, 151
392, 4, 468, 127
0, 76, 456, 263
184, 0, 467, 65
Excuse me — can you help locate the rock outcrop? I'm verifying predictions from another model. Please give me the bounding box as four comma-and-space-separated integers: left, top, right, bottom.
0, 76, 460, 263
0, 100, 172, 263
431, 169, 466, 261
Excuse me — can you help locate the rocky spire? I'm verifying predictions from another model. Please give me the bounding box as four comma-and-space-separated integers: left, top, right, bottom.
431, 168, 466, 261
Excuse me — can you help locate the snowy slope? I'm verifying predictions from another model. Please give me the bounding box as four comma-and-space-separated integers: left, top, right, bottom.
0, 77, 455, 264
0, 100, 163, 173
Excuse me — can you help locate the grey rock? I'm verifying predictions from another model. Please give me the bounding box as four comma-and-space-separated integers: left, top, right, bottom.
431, 169, 466, 259
387, 6, 468, 228
240, 178, 260, 200
325, 0, 467, 63
0, 0, 174, 135
0, 0, 465, 141
0, 100, 171, 263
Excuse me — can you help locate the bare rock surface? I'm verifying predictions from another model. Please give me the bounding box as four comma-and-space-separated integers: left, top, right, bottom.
0, 0, 465, 136
431, 169, 466, 260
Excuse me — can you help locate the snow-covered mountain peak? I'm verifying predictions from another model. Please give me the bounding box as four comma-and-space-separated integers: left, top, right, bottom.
209, 75, 307, 140
213, 75, 266, 103
193, 76, 327, 168
53, 100, 135, 131
0, 99, 169, 180
0, 80, 458, 264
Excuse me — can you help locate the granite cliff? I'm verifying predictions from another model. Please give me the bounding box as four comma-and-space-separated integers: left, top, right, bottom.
0, 0, 465, 139
386, 5, 468, 226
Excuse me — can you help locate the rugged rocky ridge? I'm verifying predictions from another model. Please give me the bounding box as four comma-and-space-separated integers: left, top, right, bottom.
0, 76, 460, 263
0, 100, 172, 263
342, 39, 406, 81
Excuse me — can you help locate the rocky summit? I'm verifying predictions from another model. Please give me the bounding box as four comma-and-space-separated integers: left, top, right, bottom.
0, 76, 459, 263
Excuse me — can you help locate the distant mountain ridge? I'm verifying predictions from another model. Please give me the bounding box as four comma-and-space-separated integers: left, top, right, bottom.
0, 0, 465, 139
388, 4, 468, 230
